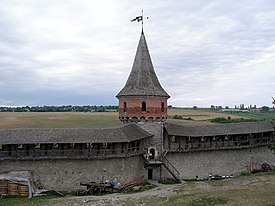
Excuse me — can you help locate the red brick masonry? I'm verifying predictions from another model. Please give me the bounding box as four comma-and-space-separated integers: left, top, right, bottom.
118, 96, 168, 121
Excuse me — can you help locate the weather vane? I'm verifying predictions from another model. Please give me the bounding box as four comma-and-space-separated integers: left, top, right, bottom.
131, 10, 149, 30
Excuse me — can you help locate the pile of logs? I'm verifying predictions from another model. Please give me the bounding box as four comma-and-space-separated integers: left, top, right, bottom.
0, 180, 29, 197
0, 180, 8, 196
116, 176, 145, 192
76, 176, 145, 196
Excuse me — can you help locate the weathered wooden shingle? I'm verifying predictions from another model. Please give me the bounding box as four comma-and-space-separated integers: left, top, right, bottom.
116, 30, 170, 98
165, 121, 274, 137
0, 123, 152, 145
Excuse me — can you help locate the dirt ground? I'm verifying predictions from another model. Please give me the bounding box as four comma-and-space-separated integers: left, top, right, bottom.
1, 173, 275, 206
44, 180, 182, 206
40, 173, 275, 206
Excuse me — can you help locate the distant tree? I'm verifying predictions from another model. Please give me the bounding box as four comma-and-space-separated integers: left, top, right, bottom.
172, 114, 183, 119
210, 105, 215, 110
225, 106, 229, 109
240, 104, 245, 110
0, 105, 119, 113
97, 106, 105, 112
262, 106, 270, 112
168, 105, 173, 109
193, 106, 197, 110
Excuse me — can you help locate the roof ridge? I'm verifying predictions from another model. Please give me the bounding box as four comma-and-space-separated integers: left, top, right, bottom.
165, 121, 274, 137
0, 123, 152, 145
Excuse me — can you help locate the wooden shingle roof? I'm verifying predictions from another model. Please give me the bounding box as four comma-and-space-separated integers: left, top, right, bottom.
0, 123, 153, 145
165, 121, 274, 137
116, 30, 170, 98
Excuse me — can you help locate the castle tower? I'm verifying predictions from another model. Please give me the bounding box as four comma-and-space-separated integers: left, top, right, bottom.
116, 30, 170, 122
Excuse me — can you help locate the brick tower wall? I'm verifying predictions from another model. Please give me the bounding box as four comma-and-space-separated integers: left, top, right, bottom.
118, 96, 168, 121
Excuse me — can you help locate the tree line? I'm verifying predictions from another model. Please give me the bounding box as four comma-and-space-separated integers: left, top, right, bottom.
0, 105, 118, 112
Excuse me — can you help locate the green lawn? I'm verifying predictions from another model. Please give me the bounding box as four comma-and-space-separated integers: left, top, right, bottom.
235, 111, 275, 121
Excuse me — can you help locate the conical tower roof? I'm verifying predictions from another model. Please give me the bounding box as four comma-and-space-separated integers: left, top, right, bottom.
116, 30, 170, 98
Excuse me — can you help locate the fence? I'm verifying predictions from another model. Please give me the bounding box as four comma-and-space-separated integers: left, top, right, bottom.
168, 136, 274, 153
0, 147, 144, 160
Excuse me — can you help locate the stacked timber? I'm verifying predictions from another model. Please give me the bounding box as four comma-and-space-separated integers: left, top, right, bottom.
0, 180, 8, 196
0, 180, 29, 197
18, 185, 29, 197
8, 183, 19, 196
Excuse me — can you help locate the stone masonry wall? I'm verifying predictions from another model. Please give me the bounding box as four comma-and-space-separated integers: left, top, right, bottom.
1, 144, 273, 191
0, 156, 145, 191
138, 122, 164, 157
163, 146, 275, 180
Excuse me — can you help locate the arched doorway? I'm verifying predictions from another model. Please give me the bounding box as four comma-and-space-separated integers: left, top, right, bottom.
148, 168, 153, 180
149, 148, 155, 159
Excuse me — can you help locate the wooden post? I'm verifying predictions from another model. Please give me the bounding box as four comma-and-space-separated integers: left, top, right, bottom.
160, 165, 162, 181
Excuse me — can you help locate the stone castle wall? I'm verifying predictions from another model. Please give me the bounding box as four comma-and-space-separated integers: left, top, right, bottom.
163, 146, 275, 180
1, 145, 274, 191
138, 122, 164, 156
0, 156, 145, 191
1, 122, 273, 191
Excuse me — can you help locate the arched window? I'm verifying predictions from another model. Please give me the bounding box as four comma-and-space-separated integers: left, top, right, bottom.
123, 102, 127, 112
161, 102, 164, 112
142, 101, 146, 112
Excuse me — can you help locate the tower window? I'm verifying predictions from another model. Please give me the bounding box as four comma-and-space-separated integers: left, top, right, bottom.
123, 102, 127, 112
142, 101, 146, 112
161, 102, 164, 112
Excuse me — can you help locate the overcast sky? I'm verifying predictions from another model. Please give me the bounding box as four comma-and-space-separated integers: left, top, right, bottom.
0, 0, 274, 108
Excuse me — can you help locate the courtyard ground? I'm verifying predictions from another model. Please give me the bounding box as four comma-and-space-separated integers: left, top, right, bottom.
1, 171, 275, 206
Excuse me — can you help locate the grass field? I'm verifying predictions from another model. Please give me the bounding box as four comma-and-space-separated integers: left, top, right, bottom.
0, 109, 274, 129
140, 171, 275, 206
0, 112, 122, 129
236, 111, 275, 121
166, 109, 251, 126
168, 109, 245, 120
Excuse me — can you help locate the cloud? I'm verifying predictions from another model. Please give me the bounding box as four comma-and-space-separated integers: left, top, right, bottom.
0, 0, 274, 107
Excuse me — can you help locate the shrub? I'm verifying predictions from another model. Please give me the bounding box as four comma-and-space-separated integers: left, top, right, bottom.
172, 115, 183, 119
209, 117, 257, 124
172, 115, 194, 121
158, 178, 181, 184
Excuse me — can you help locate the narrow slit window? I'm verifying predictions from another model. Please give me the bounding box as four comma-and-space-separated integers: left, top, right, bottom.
142, 101, 146, 112
161, 102, 164, 112
123, 102, 127, 112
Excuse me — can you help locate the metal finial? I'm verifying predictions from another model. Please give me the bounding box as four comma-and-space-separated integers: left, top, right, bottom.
131, 10, 149, 32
